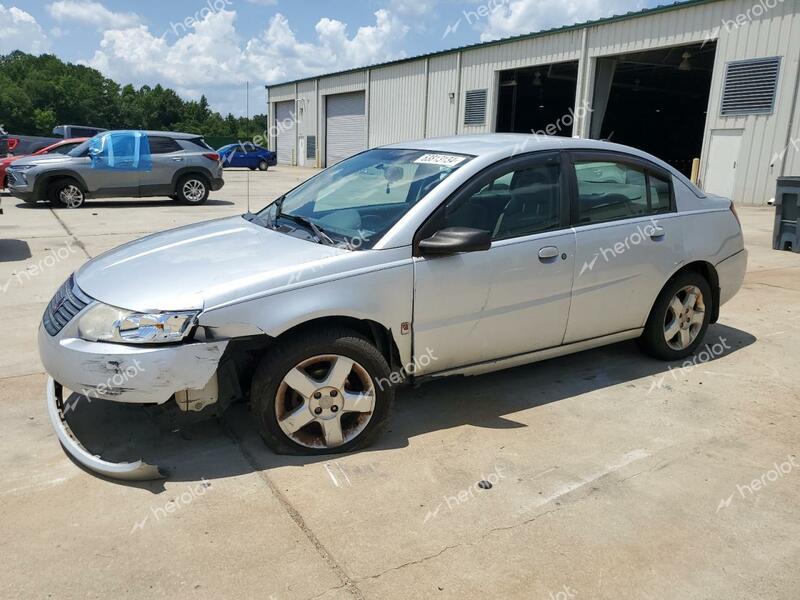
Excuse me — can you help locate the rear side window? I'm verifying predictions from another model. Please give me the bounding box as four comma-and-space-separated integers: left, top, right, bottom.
574, 159, 672, 224
148, 136, 182, 154
649, 172, 672, 214
183, 138, 213, 151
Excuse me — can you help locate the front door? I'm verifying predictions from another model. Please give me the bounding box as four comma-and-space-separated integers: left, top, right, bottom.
412, 152, 576, 374
83, 131, 142, 196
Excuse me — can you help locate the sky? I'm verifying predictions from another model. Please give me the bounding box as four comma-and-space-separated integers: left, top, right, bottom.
0, 0, 664, 116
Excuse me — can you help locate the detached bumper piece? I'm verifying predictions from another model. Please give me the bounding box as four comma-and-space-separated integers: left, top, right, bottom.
47, 377, 164, 481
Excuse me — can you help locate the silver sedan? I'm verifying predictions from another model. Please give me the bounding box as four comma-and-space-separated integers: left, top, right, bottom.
38, 134, 747, 479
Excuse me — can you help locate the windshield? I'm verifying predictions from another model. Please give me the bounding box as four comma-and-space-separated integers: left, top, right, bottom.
255, 148, 472, 249
68, 139, 92, 157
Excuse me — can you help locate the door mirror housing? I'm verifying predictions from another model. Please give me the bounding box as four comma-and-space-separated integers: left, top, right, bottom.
417, 227, 492, 256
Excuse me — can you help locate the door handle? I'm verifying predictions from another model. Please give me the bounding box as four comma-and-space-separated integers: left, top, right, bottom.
650, 226, 666, 240
538, 246, 559, 260
172, 157, 184, 162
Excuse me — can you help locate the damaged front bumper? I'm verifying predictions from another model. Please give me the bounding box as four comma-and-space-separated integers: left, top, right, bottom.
47, 377, 164, 480
39, 322, 229, 480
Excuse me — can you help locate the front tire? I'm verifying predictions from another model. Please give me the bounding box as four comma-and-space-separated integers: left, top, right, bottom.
639, 271, 712, 361
257, 160, 269, 171
250, 329, 394, 455
176, 174, 209, 205
48, 178, 85, 208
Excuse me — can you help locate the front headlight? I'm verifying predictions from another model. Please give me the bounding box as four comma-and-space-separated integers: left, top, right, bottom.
78, 303, 199, 344
9, 165, 35, 184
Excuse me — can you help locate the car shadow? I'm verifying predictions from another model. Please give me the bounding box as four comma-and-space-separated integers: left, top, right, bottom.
0, 239, 32, 262
15, 199, 235, 209
61, 323, 756, 493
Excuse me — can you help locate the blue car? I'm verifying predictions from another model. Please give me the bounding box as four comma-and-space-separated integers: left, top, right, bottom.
218, 143, 277, 171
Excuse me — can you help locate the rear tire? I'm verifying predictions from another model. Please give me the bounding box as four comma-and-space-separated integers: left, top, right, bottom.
250, 328, 394, 455
48, 178, 85, 209
639, 271, 712, 361
176, 174, 209, 205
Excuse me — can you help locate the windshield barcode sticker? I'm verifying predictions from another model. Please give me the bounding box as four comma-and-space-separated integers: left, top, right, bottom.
414, 153, 467, 167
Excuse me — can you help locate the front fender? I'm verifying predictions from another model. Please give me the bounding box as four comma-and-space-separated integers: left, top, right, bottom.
200, 257, 415, 365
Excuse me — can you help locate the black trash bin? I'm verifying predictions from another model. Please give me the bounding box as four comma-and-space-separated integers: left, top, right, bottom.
773, 177, 800, 253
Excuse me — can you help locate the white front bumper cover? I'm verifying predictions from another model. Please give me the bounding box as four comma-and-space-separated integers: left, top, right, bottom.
47, 377, 164, 480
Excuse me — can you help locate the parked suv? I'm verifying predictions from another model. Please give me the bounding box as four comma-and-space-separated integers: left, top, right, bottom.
39, 135, 747, 479
7, 130, 224, 208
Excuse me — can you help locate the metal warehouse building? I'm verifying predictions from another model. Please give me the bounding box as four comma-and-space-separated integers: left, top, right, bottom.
266, 0, 800, 206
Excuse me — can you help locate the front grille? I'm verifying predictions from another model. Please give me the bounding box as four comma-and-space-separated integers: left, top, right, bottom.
7, 171, 19, 186
43, 276, 92, 336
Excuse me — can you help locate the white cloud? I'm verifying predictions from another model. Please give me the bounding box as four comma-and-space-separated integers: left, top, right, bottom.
390, 0, 437, 16
83, 8, 408, 115
0, 4, 50, 54
47, 0, 141, 30
477, 0, 647, 41
246, 0, 278, 5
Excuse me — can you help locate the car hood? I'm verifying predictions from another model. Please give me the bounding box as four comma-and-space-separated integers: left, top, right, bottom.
75, 216, 350, 312
1, 155, 23, 168
11, 153, 77, 168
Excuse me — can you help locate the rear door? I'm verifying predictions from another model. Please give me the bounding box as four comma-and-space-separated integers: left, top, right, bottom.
412, 152, 576, 374
564, 151, 684, 343
145, 136, 185, 194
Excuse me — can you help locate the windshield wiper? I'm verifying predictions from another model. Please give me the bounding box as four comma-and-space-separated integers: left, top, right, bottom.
281, 214, 335, 246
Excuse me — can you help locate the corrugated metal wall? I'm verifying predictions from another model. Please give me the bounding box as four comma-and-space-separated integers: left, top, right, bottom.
700, 0, 800, 204
426, 54, 460, 137
368, 61, 427, 146
267, 0, 800, 204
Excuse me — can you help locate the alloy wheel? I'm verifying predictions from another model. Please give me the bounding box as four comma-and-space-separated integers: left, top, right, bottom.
59, 185, 84, 208
274, 354, 376, 449
182, 179, 206, 202
663, 284, 705, 351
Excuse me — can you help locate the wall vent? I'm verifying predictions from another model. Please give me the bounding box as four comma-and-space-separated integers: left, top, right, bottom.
306, 135, 316, 159
721, 57, 780, 116
464, 89, 488, 125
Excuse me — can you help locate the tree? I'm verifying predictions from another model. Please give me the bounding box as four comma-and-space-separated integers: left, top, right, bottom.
0, 51, 265, 139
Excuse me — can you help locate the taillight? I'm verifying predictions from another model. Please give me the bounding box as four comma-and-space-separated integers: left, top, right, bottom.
203, 153, 220, 162
730, 201, 741, 226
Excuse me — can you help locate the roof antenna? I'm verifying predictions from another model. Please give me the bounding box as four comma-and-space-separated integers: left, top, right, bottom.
246, 80, 251, 215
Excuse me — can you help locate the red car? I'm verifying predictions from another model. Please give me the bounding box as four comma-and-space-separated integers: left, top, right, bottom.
1, 138, 88, 189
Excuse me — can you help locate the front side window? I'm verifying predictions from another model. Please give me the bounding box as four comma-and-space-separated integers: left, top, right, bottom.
445, 159, 561, 240
574, 160, 648, 224
256, 148, 472, 248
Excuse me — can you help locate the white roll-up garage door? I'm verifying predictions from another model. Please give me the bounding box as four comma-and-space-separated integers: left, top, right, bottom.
326, 92, 366, 166
275, 100, 296, 165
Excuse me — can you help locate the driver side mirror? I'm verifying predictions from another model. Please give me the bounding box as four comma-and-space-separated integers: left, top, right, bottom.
417, 227, 491, 257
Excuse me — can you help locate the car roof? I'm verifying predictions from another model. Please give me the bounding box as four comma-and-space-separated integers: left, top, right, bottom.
382, 133, 704, 196
383, 134, 650, 159
101, 130, 203, 140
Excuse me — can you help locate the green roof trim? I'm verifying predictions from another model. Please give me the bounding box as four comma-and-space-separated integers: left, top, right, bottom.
267, 0, 723, 90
